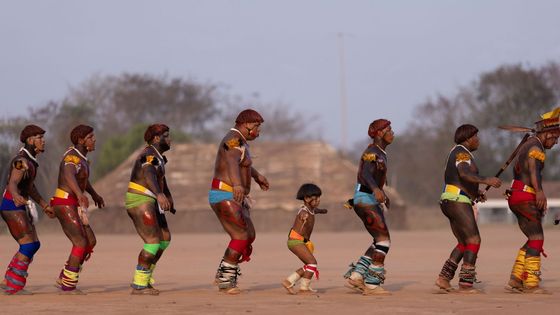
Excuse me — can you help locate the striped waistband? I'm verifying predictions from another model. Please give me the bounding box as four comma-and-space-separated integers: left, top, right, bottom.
211, 178, 233, 192
128, 182, 156, 198
54, 188, 72, 199
511, 180, 536, 194
443, 184, 470, 197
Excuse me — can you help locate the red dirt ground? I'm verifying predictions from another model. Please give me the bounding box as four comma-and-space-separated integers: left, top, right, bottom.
1, 225, 560, 314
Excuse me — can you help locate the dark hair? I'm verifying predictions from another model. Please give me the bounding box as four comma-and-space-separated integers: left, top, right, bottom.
454, 124, 478, 144
235, 109, 264, 124
70, 125, 94, 145
368, 119, 391, 138
20, 124, 45, 143
144, 124, 170, 143
296, 183, 322, 200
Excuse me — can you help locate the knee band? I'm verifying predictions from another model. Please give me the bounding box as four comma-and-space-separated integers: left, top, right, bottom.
84, 245, 95, 261
527, 240, 545, 256
374, 240, 390, 255
159, 240, 170, 251
19, 241, 41, 260
303, 264, 319, 279
456, 243, 466, 253
143, 243, 160, 256
465, 243, 480, 254
70, 246, 86, 260
228, 239, 252, 262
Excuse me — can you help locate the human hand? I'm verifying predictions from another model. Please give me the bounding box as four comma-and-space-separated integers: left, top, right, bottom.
92, 193, 105, 208
43, 205, 56, 218
78, 194, 90, 209
233, 185, 245, 203
254, 173, 269, 191
536, 191, 547, 211
484, 177, 502, 188
157, 193, 171, 211
13, 194, 28, 207
373, 188, 386, 204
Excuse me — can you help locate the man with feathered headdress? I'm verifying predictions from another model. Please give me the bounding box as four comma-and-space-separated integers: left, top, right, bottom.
505, 107, 560, 294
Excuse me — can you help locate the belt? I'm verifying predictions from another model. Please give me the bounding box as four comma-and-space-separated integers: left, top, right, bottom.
356, 183, 373, 194
443, 184, 471, 198
288, 229, 309, 243
510, 180, 536, 194
128, 182, 157, 198
211, 178, 234, 192
3, 189, 13, 200
54, 188, 72, 199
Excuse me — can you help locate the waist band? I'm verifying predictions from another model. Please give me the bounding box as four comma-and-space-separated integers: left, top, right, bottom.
128, 182, 157, 198
50, 188, 79, 207
211, 178, 234, 192
355, 183, 373, 194
511, 180, 536, 194
3, 189, 14, 200
288, 229, 308, 242
443, 184, 471, 198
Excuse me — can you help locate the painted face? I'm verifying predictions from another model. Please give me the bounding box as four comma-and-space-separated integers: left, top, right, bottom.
158, 131, 171, 151
381, 126, 394, 144
245, 122, 262, 140
29, 134, 46, 153
543, 130, 560, 149
83, 132, 96, 152
304, 195, 321, 209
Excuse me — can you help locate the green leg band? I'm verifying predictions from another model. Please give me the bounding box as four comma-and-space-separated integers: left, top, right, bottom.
143, 243, 160, 256
160, 240, 170, 251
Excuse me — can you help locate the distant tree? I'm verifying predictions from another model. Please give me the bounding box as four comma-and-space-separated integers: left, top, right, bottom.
217, 95, 319, 141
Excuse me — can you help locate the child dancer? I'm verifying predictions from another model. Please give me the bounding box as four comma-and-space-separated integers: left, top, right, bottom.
282, 183, 327, 294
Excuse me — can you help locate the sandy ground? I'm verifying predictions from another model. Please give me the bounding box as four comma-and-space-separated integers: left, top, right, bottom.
1, 225, 560, 314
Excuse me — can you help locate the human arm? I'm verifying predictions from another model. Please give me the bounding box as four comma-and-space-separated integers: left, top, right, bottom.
224, 144, 245, 203
62, 163, 90, 208
86, 181, 105, 208
7, 164, 27, 206
251, 167, 269, 191
527, 148, 546, 210
29, 183, 54, 218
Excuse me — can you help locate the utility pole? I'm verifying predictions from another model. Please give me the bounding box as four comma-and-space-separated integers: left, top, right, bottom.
337, 33, 348, 152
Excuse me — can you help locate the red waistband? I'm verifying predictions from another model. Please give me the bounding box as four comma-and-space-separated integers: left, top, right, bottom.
511, 180, 535, 193
3, 190, 13, 200
50, 196, 79, 207
508, 180, 536, 205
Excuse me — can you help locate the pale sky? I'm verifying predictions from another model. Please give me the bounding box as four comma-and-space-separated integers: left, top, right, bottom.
1, 0, 560, 147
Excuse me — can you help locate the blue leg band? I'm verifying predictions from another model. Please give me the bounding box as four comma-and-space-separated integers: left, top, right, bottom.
19, 241, 41, 260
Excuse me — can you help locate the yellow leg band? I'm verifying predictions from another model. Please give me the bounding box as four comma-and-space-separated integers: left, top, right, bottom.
510, 248, 526, 282
523, 256, 541, 288
149, 264, 156, 285
133, 268, 152, 288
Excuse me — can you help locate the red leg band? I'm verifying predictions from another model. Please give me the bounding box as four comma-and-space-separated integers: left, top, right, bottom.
527, 240, 547, 257
84, 245, 94, 261
456, 244, 466, 253
71, 246, 86, 261
4, 257, 30, 293
304, 264, 319, 280
228, 239, 252, 262
465, 243, 480, 254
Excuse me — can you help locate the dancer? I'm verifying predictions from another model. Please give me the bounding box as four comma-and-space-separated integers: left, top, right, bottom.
126, 124, 173, 295
1, 125, 53, 295
505, 108, 560, 294
435, 124, 501, 293
209, 109, 269, 294
344, 119, 394, 295
51, 125, 105, 294
282, 183, 327, 294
